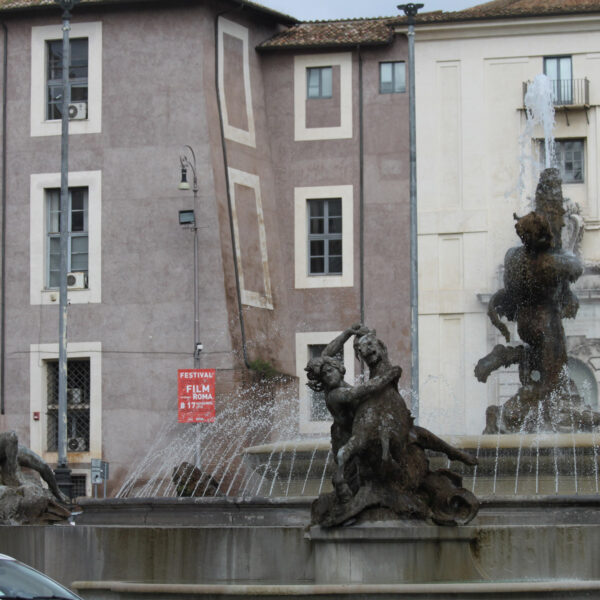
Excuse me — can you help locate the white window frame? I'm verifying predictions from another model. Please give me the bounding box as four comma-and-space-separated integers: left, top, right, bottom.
30, 170, 102, 305
29, 341, 102, 463
294, 185, 353, 288
31, 22, 102, 137
294, 53, 353, 141
46, 187, 89, 289
296, 331, 356, 434
217, 18, 256, 148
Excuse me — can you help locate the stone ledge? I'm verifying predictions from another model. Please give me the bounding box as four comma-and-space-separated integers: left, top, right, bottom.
71, 579, 600, 599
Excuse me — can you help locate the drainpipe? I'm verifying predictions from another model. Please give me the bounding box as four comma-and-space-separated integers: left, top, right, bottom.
399, 3, 423, 421
358, 45, 365, 327
214, 4, 250, 369
1, 21, 7, 415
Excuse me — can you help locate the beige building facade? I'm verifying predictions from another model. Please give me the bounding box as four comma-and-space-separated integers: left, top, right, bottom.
413, 3, 600, 435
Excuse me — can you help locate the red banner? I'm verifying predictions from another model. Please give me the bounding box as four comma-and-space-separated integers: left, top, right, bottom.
177, 369, 216, 423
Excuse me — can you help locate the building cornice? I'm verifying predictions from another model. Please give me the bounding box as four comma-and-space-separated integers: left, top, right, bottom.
395, 14, 600, 42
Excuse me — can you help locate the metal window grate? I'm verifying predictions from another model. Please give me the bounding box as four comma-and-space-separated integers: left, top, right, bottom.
71, 474, 87, 498
46, 359, 91, 452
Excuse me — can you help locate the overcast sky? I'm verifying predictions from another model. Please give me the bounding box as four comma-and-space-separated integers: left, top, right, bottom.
259, 0, 484, 21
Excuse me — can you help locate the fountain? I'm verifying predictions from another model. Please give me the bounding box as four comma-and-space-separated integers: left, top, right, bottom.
4, 73, 600, 598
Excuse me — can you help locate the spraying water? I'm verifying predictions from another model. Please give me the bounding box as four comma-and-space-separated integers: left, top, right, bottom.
517, 73, 556, 204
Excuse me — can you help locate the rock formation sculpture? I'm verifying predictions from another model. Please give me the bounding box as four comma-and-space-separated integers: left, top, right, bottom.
475, 168, 600, 433
307, 324, 478, 527
0, 430, 71, 524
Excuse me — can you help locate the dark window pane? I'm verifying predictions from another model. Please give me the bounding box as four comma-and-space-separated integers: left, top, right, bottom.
328, 256, 342, 273
310, 218, 324, 235
328, 217, 342, 234
309, 344, 327, 359
71, 211, 84, 232
310, 240, 324, 256
309, 199, 324, 217
328, 198, 341, 216
329, 239, 342, 255
310, 257, 325, 273
70, 86, 88, 103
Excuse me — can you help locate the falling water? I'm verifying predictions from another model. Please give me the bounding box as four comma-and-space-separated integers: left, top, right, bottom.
517, 73, 556, 205
318, 450, 332, 495
301, 447, 317, 496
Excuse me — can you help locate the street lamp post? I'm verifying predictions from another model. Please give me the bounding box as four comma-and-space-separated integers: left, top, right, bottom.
398, 3, 423, 422
54, 0, 81, 499
178, 146, 202, 368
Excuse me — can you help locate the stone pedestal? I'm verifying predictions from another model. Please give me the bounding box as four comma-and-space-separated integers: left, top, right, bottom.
308, 520, 481, 584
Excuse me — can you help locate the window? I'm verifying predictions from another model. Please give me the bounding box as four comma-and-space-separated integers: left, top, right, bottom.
294, 53, 352, 141
46, 187, 88, 288
541, 139, 584, 183
46, 38, 88, 120
294, 185, 353, 288
29, 342, 102, 461
556, 140, 584, 183
307, 67, 332, 99
308, 198, 342, 275
46, 359, 90, 453
380, 61, 406, 94
30, 171, 101, 305
31, 22, 102, 136
544, 56, 572, 105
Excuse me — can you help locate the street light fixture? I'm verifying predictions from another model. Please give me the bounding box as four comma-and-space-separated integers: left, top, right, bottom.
178, 145, 201, 367
398, 2, 423, 422
53, 0, 81, 501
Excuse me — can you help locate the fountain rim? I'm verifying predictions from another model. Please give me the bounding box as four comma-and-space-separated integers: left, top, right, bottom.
242, 433, 600, 454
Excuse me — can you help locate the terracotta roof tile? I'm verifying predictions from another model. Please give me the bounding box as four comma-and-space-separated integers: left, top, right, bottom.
0, 0, 299, 24
410, 0, 600, 23
259, 0, 600, 50
259, 18, 394, 50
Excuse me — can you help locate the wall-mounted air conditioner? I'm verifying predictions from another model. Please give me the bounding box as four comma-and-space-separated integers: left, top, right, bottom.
67, 272, 88, 289
68, 102, 87, 120
67, 437, 87, 452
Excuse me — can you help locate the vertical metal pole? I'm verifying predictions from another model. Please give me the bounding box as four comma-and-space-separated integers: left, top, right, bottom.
54, 0, 79, 498
193, 181, 199, 369
58, 6, 71, 469
399, 3, 423, 421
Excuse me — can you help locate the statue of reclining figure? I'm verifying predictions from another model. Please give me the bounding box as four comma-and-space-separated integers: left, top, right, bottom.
0, 430, 69, 504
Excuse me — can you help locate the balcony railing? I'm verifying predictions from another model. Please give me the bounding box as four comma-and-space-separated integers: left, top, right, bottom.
523, 78, 590, 107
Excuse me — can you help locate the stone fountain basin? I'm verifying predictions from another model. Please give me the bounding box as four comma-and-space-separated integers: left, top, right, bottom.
2, 494, 600, 599
242, 434, 600, 497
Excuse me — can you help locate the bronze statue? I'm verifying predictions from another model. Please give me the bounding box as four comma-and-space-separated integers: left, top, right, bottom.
307, 325, 478, 527
0, 430, 71, 524
476, 168, 599, 433
171, 461, 222, 497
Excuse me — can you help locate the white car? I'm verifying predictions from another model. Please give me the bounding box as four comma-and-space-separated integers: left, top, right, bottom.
0, 554, 82, 600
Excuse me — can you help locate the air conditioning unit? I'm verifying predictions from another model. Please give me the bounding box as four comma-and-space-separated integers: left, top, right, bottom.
67, 437, 87, 452
67, 271, 88, 289
68, 102, 87, 120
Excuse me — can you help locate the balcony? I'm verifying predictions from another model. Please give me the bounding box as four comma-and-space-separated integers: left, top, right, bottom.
523, 78, 590, 124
